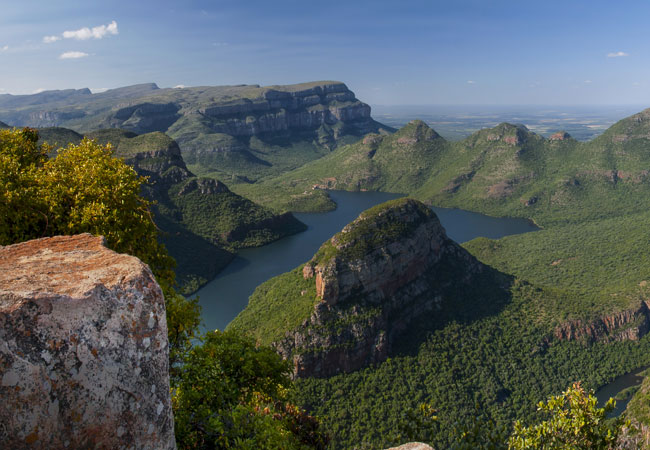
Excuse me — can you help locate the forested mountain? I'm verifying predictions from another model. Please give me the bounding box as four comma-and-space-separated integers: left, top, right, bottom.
230, 195, 650, 448
227, 108, 650, 447
37, 127, 305, 293
235, 109, 650, 225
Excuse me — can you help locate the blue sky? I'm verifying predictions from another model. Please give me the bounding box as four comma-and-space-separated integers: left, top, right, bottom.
1, 0, 649, 105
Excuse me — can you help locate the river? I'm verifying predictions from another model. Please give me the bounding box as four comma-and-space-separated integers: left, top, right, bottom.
596, 366, 650, 417
196, 191, 539, 332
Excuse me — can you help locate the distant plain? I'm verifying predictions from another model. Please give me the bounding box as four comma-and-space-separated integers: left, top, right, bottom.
372, 104, 644, 141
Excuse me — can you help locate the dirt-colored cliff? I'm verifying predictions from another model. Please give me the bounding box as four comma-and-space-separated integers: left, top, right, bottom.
552, 301, 650, 343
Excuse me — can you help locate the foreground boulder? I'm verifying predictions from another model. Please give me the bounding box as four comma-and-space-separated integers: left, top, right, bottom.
0, 234, 175, 449
385, 444, 434, 450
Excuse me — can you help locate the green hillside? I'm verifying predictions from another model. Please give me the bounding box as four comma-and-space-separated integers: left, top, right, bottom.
231, 197, 650, 448
228, 109, 650, 448
40, 128, 306, 293
234, 110, 650, 227
232, 120, 445, 211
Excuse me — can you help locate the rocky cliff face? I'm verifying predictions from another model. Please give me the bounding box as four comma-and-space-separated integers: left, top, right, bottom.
0, 81, 392, 181
184, 82, 372, 137
552, 301, 650, 343
120, 137, 193, 187
0, 234, 175, 449
85, 130, 193, 188
273, 199, 485, 377
0, 81, 380, 139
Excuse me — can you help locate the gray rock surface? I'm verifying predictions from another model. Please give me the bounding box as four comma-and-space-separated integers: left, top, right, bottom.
385, 443, 434, 450
0, 234, 175, 449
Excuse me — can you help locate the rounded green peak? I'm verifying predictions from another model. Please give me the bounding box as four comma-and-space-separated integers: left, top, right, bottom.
472, 122, 530, 136
497, 122, 529, 131
128, 132, 180, 155
87, 129, 179, 157
469, 122, 537, 146
313, 198, 438, 265
597, 108, 650, 143
37, 127, 83, 149
353, 197, 433, 223
393, 120, 441, 142
87, 128, 138, 142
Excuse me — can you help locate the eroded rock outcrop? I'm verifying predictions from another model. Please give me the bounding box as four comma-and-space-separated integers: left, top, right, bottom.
552, 301, 650, 343
124, 139, 192, 187
549, 131, 572, 141
275, 199, 486, 377
0, 234, 175, 449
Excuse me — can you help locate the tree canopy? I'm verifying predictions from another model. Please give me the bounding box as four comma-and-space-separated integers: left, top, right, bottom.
0, 127, 326, 448
0, 127, 175, 284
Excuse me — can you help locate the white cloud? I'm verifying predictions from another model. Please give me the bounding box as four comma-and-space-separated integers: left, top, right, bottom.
44, 21, 118, 44
1, 45, 8, 52
212, 42, 229, 47
90, 87, 109, 93
467, 80, 475, 84
174, 85, 186, 89
607, 51, 629, 58
64, 20, 118, 40
59, 51, 89, 59
32, 88, 46, 94
584, 79, 592, 84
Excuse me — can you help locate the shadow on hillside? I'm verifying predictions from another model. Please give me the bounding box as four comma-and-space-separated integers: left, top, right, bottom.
389, 253, 515, 359
155, 213, 234, 295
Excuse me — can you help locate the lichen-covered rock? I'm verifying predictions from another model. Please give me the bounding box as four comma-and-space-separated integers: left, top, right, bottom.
385, 443, 434, 450
0, 234, 175, 449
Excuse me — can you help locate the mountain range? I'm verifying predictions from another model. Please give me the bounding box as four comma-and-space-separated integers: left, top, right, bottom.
0, 81, 392, 181
226, 103, 650, 446
4, 81, 650, 447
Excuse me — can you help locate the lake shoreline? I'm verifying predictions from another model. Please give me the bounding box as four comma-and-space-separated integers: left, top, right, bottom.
195, 190, 539, 332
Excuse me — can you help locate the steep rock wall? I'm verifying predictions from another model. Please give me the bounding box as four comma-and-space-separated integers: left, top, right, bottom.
108, 82, 375, 138
552, 301, 650, 343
